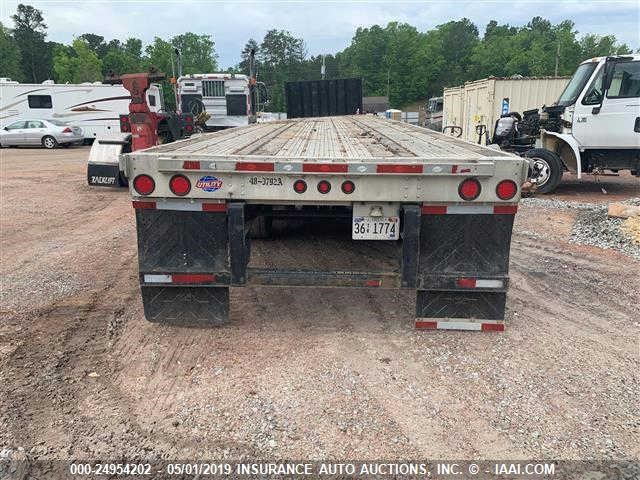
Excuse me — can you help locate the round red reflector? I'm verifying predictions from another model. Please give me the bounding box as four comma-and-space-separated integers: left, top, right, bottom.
169, 175, 191, 196
496, 179, 518, 200
341, 180, 355, 194
317, 180, 331, 194
458, 178, 481, 201
133, 174, 155, 196
293, 179, 307, 194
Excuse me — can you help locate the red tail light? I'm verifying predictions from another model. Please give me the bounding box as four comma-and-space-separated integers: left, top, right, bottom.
293, 179, 307, 194
317, 180, 331, 194
458, 178, 481, 201
341, 180, 355, 194
496, 180, 518, 200
133, 174, 155, 196
62, 127, 72, 133
169, 175, 191, 196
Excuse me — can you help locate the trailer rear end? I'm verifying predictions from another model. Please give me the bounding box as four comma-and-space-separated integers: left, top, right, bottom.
120, 115, 528, 331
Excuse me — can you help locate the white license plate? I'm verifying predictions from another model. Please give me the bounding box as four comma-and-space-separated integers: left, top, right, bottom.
352, 216, 399, 240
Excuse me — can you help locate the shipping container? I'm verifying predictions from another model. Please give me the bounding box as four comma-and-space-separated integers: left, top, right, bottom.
443, 77, 570, 143
285, 78, 362, 118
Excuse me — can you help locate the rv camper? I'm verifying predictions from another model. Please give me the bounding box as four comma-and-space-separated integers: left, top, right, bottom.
0, 78, 162, 141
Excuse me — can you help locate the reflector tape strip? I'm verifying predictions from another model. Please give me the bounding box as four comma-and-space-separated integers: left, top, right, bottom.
365, 279, 382, 287
143, 273, 216, 284
183, 161, 201, 169
235, 162, 274, 172
132, 201, 156, 209
303, 163, 348, 173
422, 204, 518, 215
475, 279, 504, 288
202, 203, 227, 212
133, 200, 226, 212
376, 164, 423, 174
143, 274, 171, 283
493, 205, 518, 214
457, 278, 504, 289
415, 319, 504, 332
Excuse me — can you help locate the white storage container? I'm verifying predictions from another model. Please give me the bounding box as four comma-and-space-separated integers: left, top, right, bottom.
443, 77, 570, 143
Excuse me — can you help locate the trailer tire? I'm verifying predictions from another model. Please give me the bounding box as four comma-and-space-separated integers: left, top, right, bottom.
524, 148, 563, 194
141, 286, 229, 326
42, 135, 58, 149
249, 215, 273, 239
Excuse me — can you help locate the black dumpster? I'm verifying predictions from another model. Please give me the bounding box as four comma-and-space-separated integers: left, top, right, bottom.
285, 78, 363, 118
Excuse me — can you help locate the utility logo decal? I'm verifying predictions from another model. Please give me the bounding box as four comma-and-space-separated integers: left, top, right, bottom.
196, 175, 223, 192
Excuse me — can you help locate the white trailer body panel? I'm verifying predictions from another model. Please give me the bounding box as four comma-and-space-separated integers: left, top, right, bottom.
443, 77, 570, 143
0, 82, 161, 140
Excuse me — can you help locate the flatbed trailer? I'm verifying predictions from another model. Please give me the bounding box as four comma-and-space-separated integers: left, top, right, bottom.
121, 115, 529, 331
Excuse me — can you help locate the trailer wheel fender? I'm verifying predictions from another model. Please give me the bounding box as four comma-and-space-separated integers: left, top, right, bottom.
539, 130, 582, 179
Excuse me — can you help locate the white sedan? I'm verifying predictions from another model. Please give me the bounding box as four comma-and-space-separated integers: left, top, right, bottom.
0, 119, 84, 148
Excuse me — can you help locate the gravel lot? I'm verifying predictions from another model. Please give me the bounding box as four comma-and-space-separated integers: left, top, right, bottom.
1, 147, 638, 466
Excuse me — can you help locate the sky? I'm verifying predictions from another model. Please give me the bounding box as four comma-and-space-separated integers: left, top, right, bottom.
1, 0, 638, 69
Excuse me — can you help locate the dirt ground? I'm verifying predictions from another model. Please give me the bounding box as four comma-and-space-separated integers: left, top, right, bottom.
1, 147, 638, 464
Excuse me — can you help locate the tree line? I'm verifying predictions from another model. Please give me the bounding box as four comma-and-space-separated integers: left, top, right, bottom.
0, 3, 634, 111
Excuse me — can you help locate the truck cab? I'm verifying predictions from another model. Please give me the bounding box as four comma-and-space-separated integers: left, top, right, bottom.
176, 74, 251, 130
529, 55, 640, 191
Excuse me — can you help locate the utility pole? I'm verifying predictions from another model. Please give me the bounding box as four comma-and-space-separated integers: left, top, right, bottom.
387, 69, 390, 99
555, 41, 560, 76
321, 55, 326, 80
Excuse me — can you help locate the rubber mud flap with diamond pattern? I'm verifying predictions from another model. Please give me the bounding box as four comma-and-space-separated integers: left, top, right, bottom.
416, 290, 506, 320
141, 286, 229, 326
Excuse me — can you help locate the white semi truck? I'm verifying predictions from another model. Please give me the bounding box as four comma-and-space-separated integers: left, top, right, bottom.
120, 115, 529, 331
492, 55, 640, 192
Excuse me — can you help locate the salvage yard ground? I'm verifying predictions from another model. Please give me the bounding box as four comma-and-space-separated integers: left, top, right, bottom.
0, 147, 638, 461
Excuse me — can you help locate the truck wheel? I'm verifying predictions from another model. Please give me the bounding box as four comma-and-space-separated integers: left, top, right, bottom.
42, 136, 58, 149
141, 286, 229, 326
249, 215, 273, 239
524, 148, 563, 194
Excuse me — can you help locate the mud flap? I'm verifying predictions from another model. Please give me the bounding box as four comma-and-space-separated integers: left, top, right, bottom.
416, 290, 506, 320
141, 286, 229, 326
415, 212, 514, 331
87, 163, 122, 187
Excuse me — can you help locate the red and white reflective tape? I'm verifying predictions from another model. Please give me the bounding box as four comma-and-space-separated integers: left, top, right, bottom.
143, 273, 216, 284
415, 319, 505, 332
133, 200, 226, 211
457, 278, 504, 288
422, 204, 517, 215
157, 158, 495, 176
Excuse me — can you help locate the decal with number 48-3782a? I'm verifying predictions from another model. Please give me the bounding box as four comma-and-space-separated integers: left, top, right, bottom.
248, 176, 283, 186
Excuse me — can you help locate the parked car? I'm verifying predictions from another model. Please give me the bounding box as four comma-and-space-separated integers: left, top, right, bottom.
0, 119, 83, 148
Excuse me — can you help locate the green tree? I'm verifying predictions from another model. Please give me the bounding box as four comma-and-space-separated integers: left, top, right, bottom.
78, 33, 107, 58
53, 38, 102, 83
0, 22, 22, 80
257, 29, 307, 111
172, 33, 218, 73
11, 3, 51, 82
